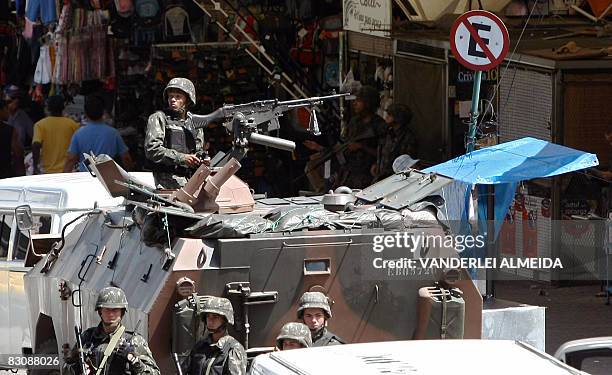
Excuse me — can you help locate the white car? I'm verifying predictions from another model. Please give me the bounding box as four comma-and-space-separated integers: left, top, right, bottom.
250, 340, 586, 375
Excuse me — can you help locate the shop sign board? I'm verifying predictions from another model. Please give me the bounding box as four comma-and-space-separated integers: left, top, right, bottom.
343, 0, 391, 37
450, 10, 509, 71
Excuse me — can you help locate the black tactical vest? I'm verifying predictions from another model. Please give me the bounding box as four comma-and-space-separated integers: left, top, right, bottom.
162, 110, 197, 155
188, 339, 234, 375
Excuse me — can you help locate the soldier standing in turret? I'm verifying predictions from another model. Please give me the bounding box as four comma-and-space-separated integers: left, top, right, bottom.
275, 322, 312, 351
182, 297, 247, 375
297, 292, 345, 347
144, 78, 205, 189
64, 287, 160, 375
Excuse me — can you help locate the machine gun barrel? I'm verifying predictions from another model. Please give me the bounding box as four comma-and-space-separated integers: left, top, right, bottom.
75, 325, 89, 375
278, 92, 352, 107
248, 132, 295, 151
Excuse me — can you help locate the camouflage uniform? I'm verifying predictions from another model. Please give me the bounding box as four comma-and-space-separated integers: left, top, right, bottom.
336, 86, 385, 189
276, 322, 312, 349
375, 104, 417, 182
145, 78, 204, 189
297, 292, 345, 347
64, 287, 160, 375
182, 297, 247, 375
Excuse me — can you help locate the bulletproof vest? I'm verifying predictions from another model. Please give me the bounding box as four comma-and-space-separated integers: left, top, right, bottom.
82, 328, 133, 375
311, 328, 344, 347
188, 339, 233, 375
0, 122, 15, 178
162, 110, 197, 155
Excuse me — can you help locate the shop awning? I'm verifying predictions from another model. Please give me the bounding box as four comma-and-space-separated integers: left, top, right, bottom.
423, 137, 599, 184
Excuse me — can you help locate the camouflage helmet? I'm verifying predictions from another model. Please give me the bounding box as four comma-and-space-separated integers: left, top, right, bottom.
297, 292, 332, 319
95, 287, 128, 310
201, 296, 234, 325
164, 77, 196, 106
276, 322, 312, 349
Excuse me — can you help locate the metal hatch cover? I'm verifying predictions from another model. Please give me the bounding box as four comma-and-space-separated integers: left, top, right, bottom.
355, 170, 453, 210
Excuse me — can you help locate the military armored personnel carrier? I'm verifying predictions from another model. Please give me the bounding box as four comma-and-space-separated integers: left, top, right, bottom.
20, 155, 483, 374
19, 103, 483, 374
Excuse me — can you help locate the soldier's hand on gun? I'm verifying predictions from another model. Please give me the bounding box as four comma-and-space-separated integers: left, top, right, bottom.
116, 341, 140, 366
184, 154, 202, 167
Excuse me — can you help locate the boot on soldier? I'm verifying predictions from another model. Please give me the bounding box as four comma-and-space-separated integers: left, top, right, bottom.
63, 287, 160, 375
297, 292, 345, 347
182, 297, 247, 375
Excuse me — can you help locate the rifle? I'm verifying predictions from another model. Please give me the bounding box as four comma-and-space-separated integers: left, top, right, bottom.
189, 93, 352, 163
74, 325, 89, 375
172, 353, 183, 375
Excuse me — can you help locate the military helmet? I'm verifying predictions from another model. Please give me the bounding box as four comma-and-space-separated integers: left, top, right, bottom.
276, 322, 312, 349
297, 292, 332, 319
201, 296, 234, 325
355, 85, 380, 113
95, 287, 128, 310
164, 77, 196, 106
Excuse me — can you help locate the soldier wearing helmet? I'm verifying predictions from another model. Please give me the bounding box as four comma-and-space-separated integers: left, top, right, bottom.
64, 286, 160, 375
182, 296, 247, 375
297, 292, 345, 347
372, 103, 418, 182
144, 77, 206, 189
276, 322, 312, 350
334, 85, 385, 189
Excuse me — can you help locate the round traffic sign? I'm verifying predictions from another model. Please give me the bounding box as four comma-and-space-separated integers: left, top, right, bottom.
450, 10, 509, 71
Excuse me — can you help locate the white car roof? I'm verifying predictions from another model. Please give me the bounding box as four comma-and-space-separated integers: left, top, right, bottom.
252, 340, 582, 375
0, 172, 154, 211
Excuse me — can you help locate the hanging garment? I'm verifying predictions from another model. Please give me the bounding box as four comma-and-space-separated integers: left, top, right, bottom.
34, 44, 52, 84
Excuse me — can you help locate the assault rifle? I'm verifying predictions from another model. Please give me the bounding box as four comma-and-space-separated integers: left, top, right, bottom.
189, 93, 352, 164
74, 325, 89, 375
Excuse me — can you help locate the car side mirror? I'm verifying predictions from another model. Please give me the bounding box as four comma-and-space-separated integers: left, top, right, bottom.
15, 204, 34, 231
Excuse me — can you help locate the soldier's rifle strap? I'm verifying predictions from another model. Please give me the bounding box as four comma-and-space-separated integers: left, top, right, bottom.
95, 325, 126, 375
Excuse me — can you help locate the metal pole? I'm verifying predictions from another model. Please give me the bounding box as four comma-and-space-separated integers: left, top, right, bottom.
467, 70, 482, 153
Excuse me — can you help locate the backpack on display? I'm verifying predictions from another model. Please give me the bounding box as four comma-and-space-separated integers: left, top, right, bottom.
163, 5, 192, 42
135, 0, 160, 24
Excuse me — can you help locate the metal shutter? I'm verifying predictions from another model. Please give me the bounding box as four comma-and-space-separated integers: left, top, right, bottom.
498, 65, 553, 142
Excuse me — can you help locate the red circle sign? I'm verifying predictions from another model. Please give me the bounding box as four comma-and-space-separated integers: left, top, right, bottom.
450, 10, 509, 71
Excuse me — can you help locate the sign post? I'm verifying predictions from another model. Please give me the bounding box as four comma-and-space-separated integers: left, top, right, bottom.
450, 11, 509, 152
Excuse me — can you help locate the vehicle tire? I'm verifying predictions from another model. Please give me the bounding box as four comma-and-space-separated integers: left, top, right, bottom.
28, 339, 60, 375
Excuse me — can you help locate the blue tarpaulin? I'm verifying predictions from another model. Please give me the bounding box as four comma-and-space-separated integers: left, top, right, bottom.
423, 137, 599, 185
423, 137, 599, 239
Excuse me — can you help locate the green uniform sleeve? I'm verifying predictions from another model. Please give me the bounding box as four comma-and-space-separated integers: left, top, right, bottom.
226, 344, 247, 375
130, 335, 161, 375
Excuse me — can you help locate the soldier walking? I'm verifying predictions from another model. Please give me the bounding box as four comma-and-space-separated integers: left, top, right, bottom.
297, 292, 345, 347
64, 287, 160, 375
144, 78, 205, 189
275, 322, 312, 351
182, 297, 247, 375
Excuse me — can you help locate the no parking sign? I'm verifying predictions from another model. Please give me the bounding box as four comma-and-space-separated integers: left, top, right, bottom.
450, 10, 509, 71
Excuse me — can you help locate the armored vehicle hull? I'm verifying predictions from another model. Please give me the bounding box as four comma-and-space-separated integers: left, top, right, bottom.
24, 169, 482, 374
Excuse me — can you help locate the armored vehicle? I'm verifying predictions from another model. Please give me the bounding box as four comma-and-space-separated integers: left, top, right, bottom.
21, 154, 483, 374
21, 103, 483, 374
0, 172, 153, 369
